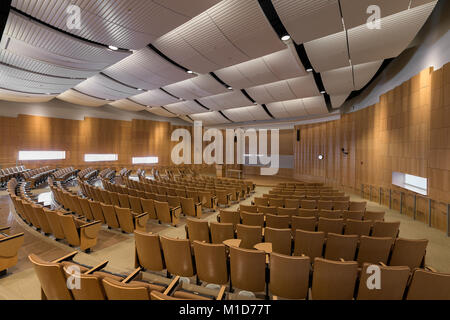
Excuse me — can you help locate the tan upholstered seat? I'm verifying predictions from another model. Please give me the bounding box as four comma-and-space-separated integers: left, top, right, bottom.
277, 207, 297, 218
357, 235, 393, 266
186, 218, 210, 243
291, 216, 316, 232
140, 198, 157, 219
154, 200, 181, 227
58, 213, 101, 251
239, 204, 258, 213
210, 222, 235, 244
229, 246, 266, 293
319, 209, 342, 219
0, 231, 24, 274
389, 238, 428, 269
88, 200, 106, 224
265, 227, 291, 255
193, 241, 228, 285
349, 201, 366, 211
371, 221, 400, 238
180, 197, 202, 217
293, 230, 325, 262
324, 233, 358, 262
160, 236, 195, 277
100, 203, 120, 229
406, 268, 450, 300
342, 210, 364, 221
236, 224, 263, 249
102, 277, 164, 300
317, 217, 344, 236
241, 212, 265, 227
364, 210, 385, 222
344, 219, 372, 237
266, 214, 290, 229
298, 208, 318, 218
134, 231, 165, 271
114, 206, 148, 233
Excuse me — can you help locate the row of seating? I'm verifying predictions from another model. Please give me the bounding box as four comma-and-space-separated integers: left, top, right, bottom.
52, 167, 77, 182
98, 168, 115, 180
30, 251, 217, 300
77, 167, 98, 181
0, 165, 29, 187
134, 231, 448, 299
22, 166, 56, 188
252, 197, 366, 211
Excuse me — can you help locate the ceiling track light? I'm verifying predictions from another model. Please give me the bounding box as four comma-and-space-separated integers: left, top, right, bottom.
227, 86, 233, 90
186, 70, 193, 74
306, 68, 313, 72
320, 90, 326, 94
137, 88, 143, 91
108, 45, 118, 51
281, 35, 291, 41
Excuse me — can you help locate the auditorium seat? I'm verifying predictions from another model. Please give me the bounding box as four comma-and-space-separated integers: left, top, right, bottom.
217, 210, 240, 228
134, 231, 165, 272
58, 213, 101, 252
241, 212, 265, 227
266, 214, 290, 229
371, 221, 400, 238
236, 224, 263, 249
229, 246, 266, 296
114, 207, 148, 233
154, 200, 181, 227
239, 204, 258, 213
192, 241, 228, 288
210, 222, 235, 244
389, 238, 428, 269
100, 203, 120, 229
180, 197, 202, 218
357, 236, 393, 266
159, 236, 195, 278
406, 268, 450, 300
186, 218, 210, 243
317, 217, 344, 236
293, 230, 325, 262
344, 219, 372, 237
0, 228, 24, 275
324, 233, 358, 262
291, 216, 316, 232
264, 227, 291, 255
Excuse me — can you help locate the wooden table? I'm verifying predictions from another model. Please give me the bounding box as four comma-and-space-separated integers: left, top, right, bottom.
254, 242, 272, 264
223, 239, 242, 248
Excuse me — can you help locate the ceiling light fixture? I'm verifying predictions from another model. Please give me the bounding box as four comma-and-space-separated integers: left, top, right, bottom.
281, 35, 290, 41
186, 70, 193, 74
306, 68, 313, 72
320, 90, 326, 94
137, 88, 143, 91
318, 154, 324, 160
227, 86, 233, 90
108, 45, 118, 51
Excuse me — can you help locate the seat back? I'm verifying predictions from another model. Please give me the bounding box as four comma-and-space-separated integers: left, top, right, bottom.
298, 208, 318, 218
193, 241, 228, 285
43, 209, 66, 239
114, 207, 135, 233
219, 210, 240, 226
342, 210, 364, 221
276, 207, 297, 218
0, 233, 24, 271
371, 221, 400, 238
389, 238, 428, 269
210, 222, 235, 244
266, 214, 290, 229
293, 230, 325, 261
300, 200, 317, 209
349, 201, 366, 211
241, 212, 265, 227
406, 269, 450, 300
28, 254, 73, 300
100, 203, 120, 229
364, 211, 385, 222
284, 198, 300, 209
254, 197, 268, 206
319, 209, 342, 219
269, 198, 284, 208
357, 263, 410, 300
317, 200, 333, 210
159, 236, 194, 277
79, 198, 95, 221
324, 233, 358, 261
88, 200, 106, 224
229, 246, 266, 293
344, 219, 371, 237
236, 224, 263, 249
180, 197, 195, 217
270, 253, 310, 299
63, 266, 106, 300
32, 205, 52, 234
102, 278, 150, 300
265, 227, 291, 255
239, 204, 258, 213
257, 206, 277, 215
118, 193, 130, 208
128, 196, 143, 214
291, 216, 316, 232
186, 218, 210, 243
317, 217, 344, 236
154, 200, 172, 224
140, 198, 156, 219
134, 231, 164, 271
311, 258, 358, 300
357, 236, 393, 266
333, 201, 349, 210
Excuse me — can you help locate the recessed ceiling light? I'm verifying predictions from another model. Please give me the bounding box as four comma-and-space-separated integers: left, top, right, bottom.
227, 86, 233, 90
306, 68, 313, 72
281, 35, 290, 41
320, 90, 326, 94
108, 45, 118, 51
137, 88, 143, 91
186, 70, 193, 74
318, 154, 324, 160
253, 102, 258, 105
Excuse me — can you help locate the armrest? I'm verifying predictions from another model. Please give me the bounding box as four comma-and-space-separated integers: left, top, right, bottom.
216, 285, 226, 300
122, 267, 142, 283
379, 262, 387, 267
84, 260, 109, 275
164, 275, 180, 295
135, 212, 148, 219
425, 266, 438, 273
170, 206, 181, 213
79, 220, 101, 229
339, 258, 345, 262
0, 226, 10, 232
52, 251, 78, 263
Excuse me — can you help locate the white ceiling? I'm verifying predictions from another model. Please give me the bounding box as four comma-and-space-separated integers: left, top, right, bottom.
0, 0, 438, 126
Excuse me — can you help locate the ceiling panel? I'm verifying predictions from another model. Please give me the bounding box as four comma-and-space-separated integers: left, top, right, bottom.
163, 74, 228, 100
340, 0, 410, 29
222, 105, 272, 122
197, 90, 251, 111
321, 66, 354, 95
145, 106, 177, 117
410, 0, 437, 8
353, 60, 383, 90
109, 99, 146, 112
215, 48, 306, 89
103, 48, 194, 91
164, 100, 209, 115
303, 96, 329, 115
0, 87, 55, 103
272, 0, 343, 44
330, 93, 350, 109
131, 89, 180, 107
57, 89, 108, 107
348, 1, 437, 65
267, 96, 328, 119
190, 111, 231, 125
3, 12, 130, 70
74, 74, 139, 100
304, 31, 350, 72
246, 74, 319, 103
12, 0, 221, 49
152, 0, 284, 74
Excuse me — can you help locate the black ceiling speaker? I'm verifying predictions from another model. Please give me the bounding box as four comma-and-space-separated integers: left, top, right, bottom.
296, 129, 300, 142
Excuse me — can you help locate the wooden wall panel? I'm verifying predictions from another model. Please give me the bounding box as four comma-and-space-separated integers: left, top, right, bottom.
294, 62, 450, 232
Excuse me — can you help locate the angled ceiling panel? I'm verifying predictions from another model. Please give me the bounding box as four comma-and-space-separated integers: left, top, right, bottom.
215, 48, 306, 89
103, 48, 194, 91
303, 96, 328, 115
330, 93, 350, 109
348, 1, 437, 65
321, 65, 354, 95
57, 89, 108, 107
145, 106, 177, 117
197, 90, 251, 111
0, 87, 55, 103
222, 105, 272, 122
152, 0, 284, 74
12, 0, 221, 49
131, 89, 180, 107
74, 74, 139, 100
304, 31, 350, 72
190, 111, 231, 125
246, 74, 319, 104
267, 99, 307, 118
164, 100, 209, 115
163, 74, 228, 100
353, 60, 383, 90
340, 0, 410, 29
272, 0, 343, 43
109, 99, 146, 112
3, 11, 130, 70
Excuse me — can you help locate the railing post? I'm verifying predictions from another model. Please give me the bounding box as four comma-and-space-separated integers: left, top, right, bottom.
413, 194, 417, 220
361, 184, 364, 198
369, 185, 372, 201
428, 199, 432, 227
389, 189, 392, 209
400, 192, 403, 214
447, 204, 450, 237
379, 187, 382, 205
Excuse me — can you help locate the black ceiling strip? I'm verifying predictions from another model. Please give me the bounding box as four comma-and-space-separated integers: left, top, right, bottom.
313, 72, 326, 93
193, 99, 210, 111
0, 86, 59, 95
71, 88, 113, 101
209, 72, 231, 89
323, 93, 333, 113
0, 1, 12, 43
160, 106, 176, 115
147, 44, 190, 73
10, 7, 130, 52
218, 111, 233, 123
185, 115, 194, 122
160, 87, 181, 100
126, 97, 147, 107
257, 0, 289, 39
0, 60, 87, 80
261, 104, 275, 119
294, 44, 314, 71
99, 72, 142, 91
241, 89, 256, 104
